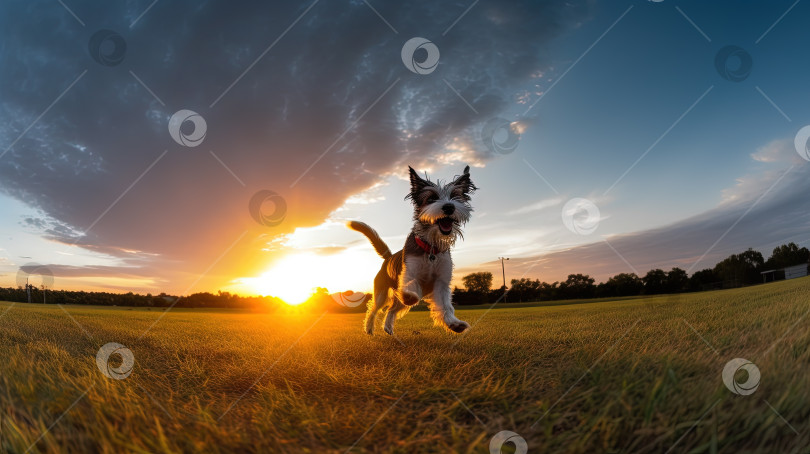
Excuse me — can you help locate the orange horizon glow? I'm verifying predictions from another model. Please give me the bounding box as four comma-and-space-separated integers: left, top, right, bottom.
235, 249, 380, 306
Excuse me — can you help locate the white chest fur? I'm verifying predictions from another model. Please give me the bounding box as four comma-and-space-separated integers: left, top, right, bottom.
404, 252, 453, 287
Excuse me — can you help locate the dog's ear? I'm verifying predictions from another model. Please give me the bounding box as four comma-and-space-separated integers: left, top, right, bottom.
451, 165, 476, 195
408, 166, 429, 198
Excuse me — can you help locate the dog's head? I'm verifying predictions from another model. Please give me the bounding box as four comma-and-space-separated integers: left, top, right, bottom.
406, 165, 476, 246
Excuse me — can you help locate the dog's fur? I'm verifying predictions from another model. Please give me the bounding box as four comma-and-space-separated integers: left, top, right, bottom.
348, 165, 476, 335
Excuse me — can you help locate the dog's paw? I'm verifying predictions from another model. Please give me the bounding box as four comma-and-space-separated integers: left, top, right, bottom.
402, 292, 419, 306
384, 325, 394, 335
447, 320, 470, 333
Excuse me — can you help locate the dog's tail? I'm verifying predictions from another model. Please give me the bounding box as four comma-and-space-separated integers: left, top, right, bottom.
347, 221, 392, 259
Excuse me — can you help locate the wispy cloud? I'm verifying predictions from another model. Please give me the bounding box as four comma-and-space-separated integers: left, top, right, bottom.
488, 152, 810, 283
507, 197, 563, 215
750, 139, 801, 164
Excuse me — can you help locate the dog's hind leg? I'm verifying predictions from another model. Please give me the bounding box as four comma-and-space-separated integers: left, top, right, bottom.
399, 256, 423, 306
383, 298, 410, 335
365, 285, 389, 335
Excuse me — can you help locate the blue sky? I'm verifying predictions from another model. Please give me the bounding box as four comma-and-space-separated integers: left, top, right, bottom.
1, 0, 808, 296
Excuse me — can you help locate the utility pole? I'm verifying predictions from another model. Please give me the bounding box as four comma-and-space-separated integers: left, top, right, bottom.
26, 277, 31, 304
498, 257, 509, 302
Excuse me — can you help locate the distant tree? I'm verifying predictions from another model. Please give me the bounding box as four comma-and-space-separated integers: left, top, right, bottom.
740, 248, 765, 268
462, 272, 493, 293
765, 242, 810, 270
452, 287, 473, 305
666, 267, 689, 294
560, 274, 596, 299
510, 278, 542, 302
642, 269, 668, 294
454, 288, 485, 305
714, 248, 764, 287
541, 281, 560, 301
602, 273, 644, 297
689, 268, 717, 291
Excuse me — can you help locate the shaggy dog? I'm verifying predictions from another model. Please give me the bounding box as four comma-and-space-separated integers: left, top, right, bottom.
348, 165, 476, 335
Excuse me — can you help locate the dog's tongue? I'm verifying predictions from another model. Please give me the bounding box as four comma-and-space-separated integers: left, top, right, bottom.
438, 218, 453, 232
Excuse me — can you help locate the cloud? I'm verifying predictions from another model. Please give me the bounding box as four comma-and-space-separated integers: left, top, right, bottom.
507, 197, 563, 215
25, 264, 155, 279
436, 136, 488, 168
473, 160, 810, 284
0, 1, 589, 292
750, 139, 802, 164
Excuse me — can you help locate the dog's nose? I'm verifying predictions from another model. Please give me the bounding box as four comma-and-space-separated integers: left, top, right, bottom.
442, 203, 455, 215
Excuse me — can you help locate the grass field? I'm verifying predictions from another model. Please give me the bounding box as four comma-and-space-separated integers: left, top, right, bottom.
2, 277, 810, 453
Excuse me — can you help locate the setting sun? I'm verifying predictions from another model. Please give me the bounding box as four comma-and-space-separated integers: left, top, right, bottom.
240, 250, 380, 305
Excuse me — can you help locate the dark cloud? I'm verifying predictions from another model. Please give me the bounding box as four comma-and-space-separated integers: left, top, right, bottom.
0, 0, 588, 290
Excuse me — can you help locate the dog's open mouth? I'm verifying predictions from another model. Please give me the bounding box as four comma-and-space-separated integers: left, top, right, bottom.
437, 217, 454, 235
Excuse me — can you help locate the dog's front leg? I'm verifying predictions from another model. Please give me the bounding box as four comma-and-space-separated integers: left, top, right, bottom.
428, 257, 469, 333
430, 281, 469, 333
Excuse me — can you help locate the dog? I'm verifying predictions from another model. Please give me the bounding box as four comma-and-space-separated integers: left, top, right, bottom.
348, 165, 476, 335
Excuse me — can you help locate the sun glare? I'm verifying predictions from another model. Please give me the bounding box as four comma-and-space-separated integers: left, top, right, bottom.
244, 250, 379, 305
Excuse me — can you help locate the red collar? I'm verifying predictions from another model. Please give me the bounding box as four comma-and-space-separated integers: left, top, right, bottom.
413, 236, 435, 255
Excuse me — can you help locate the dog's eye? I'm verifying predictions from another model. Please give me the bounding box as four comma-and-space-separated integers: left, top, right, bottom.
451, 190, 469, 202
426, 195, 438, 203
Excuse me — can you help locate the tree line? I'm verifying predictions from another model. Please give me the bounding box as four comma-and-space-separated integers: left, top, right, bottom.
453, 242, 810, 305
2, 242, 807, 309
0, 287, 286, 311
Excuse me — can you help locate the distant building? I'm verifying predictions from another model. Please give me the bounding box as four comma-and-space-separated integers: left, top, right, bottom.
785, 264, 809, 279
761, 264, 809, 283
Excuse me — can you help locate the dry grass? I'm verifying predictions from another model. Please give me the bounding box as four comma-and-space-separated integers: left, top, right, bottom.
2, 277, 810, 453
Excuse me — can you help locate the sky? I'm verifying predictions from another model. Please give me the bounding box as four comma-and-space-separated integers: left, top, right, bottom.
1, 0, 809, 300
